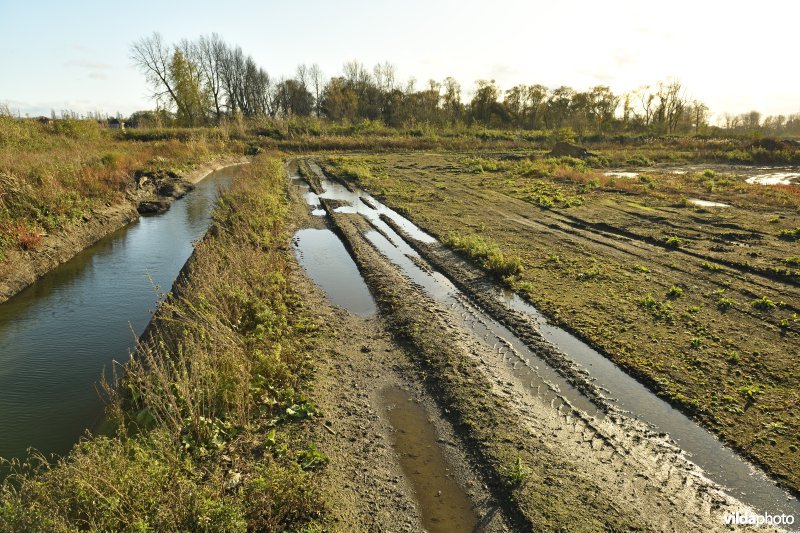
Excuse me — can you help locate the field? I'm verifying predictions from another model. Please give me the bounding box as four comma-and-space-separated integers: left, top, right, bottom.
322, 150, 800, 493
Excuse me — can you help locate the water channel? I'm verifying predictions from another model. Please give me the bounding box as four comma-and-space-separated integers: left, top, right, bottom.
0, 166, 239, 465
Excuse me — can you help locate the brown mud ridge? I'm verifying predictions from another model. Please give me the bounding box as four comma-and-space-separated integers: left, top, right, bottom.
0, 156, 248, 304
293, 161, 765, 531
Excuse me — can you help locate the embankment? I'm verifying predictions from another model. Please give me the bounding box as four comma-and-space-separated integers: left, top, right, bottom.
0, 155, 248, 304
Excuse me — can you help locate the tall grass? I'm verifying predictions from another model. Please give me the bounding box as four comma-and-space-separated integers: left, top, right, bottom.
0, 115, 233, 261
0, 156, 325, 531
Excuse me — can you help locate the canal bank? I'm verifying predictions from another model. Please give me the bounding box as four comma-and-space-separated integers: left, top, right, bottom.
0, 163, 243, 464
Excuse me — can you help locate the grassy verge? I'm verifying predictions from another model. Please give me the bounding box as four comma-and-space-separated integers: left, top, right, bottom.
0, 155, 327, 531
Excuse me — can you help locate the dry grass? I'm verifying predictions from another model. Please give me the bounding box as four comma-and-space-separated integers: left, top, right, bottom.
0, 156, 326, 531
0, 114, 233, 261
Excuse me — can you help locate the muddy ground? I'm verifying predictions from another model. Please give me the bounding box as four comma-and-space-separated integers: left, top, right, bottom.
318, 152, 800, 498
287, 160, 762, 531
0, 156, 248, 304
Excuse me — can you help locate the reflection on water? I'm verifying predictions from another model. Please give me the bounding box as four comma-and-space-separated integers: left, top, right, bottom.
0, 166, 240, 464
292, 228, 376, 317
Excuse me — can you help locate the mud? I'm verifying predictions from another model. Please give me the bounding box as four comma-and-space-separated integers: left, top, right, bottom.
293, 159, 782, 531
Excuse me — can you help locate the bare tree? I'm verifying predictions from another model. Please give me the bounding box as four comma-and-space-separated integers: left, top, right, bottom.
130, 33, 180, 110
309, 63, 324, 118
196, 34, 227, 121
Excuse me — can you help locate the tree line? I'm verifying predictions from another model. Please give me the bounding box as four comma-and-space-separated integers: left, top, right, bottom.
131, 33, 800, 136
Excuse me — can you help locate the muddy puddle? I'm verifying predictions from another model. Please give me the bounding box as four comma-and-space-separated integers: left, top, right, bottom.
299, 166, 799, 517
382, 386, 479, 532
291, 228, 376, 317
498, 291, 799, 515
745, 171, 800, 185
688, 198, 731, 207
603, 171, 639, 178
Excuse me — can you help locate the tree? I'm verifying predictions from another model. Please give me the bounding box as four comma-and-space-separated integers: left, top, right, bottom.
195, 34, 227, 121
470, 80, 502, 127
544, 86, 574, 129
275, 78, 314, 117
321, 77, 358, 122
441, 77, 462, 125
130, 33, 181, 112
586, 86, 619, 132
654, 80, 686, 133
689, 100, 709, 134
309, 64, 324, 118
169, 48, 209, 125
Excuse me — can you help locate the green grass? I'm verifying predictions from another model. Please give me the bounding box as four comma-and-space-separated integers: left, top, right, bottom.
444, 233, 523, 279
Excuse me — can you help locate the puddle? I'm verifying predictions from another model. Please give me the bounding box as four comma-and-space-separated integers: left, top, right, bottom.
364, 229, 599, 416
307, 176, 436, 244
303, 167, 800, 516
688, 199, 731, 208
745, 172, 800, 185
291, 228, 376, 317
604, 171, 639, 178
382, 386, 479, 532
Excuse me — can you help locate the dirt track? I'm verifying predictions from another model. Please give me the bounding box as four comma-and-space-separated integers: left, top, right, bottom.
289, 160, 769, 531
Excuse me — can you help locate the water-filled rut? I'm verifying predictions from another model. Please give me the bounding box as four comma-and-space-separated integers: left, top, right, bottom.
0, 166, 240, 465
297, 161, 798, 517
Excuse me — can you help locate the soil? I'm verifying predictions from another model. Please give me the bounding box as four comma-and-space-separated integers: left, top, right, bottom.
318, 152, 800, 496
286, 176, 510, 531
0, 155, 248, 304
288, 160, 772, 531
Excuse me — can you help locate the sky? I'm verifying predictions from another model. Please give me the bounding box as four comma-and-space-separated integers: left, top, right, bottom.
1, 0, 798, 122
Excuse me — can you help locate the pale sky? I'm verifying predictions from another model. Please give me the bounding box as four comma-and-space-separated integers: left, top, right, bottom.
1, 0, 798, 121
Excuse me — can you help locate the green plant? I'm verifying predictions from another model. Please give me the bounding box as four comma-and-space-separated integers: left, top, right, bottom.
750, 296, 776, 311
716, 298, 735, 311
778, 226, 800, 241
664, 235, 683, 248
701, 261, 722, 271
445, 233, 523, 278
667, 285, 684, 298
505, 456, 528, 486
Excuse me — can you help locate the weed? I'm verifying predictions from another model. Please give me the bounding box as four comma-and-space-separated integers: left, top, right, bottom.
716, 298, 735, 311
750, 296, 776, 311
505, 456, 528, 487
701, 261, 722, 271
445, 233, 523, 278
664, 235, 683, 248
667, 286, 684, 298
778, 226, 800, 241
639, 295, 673, 321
